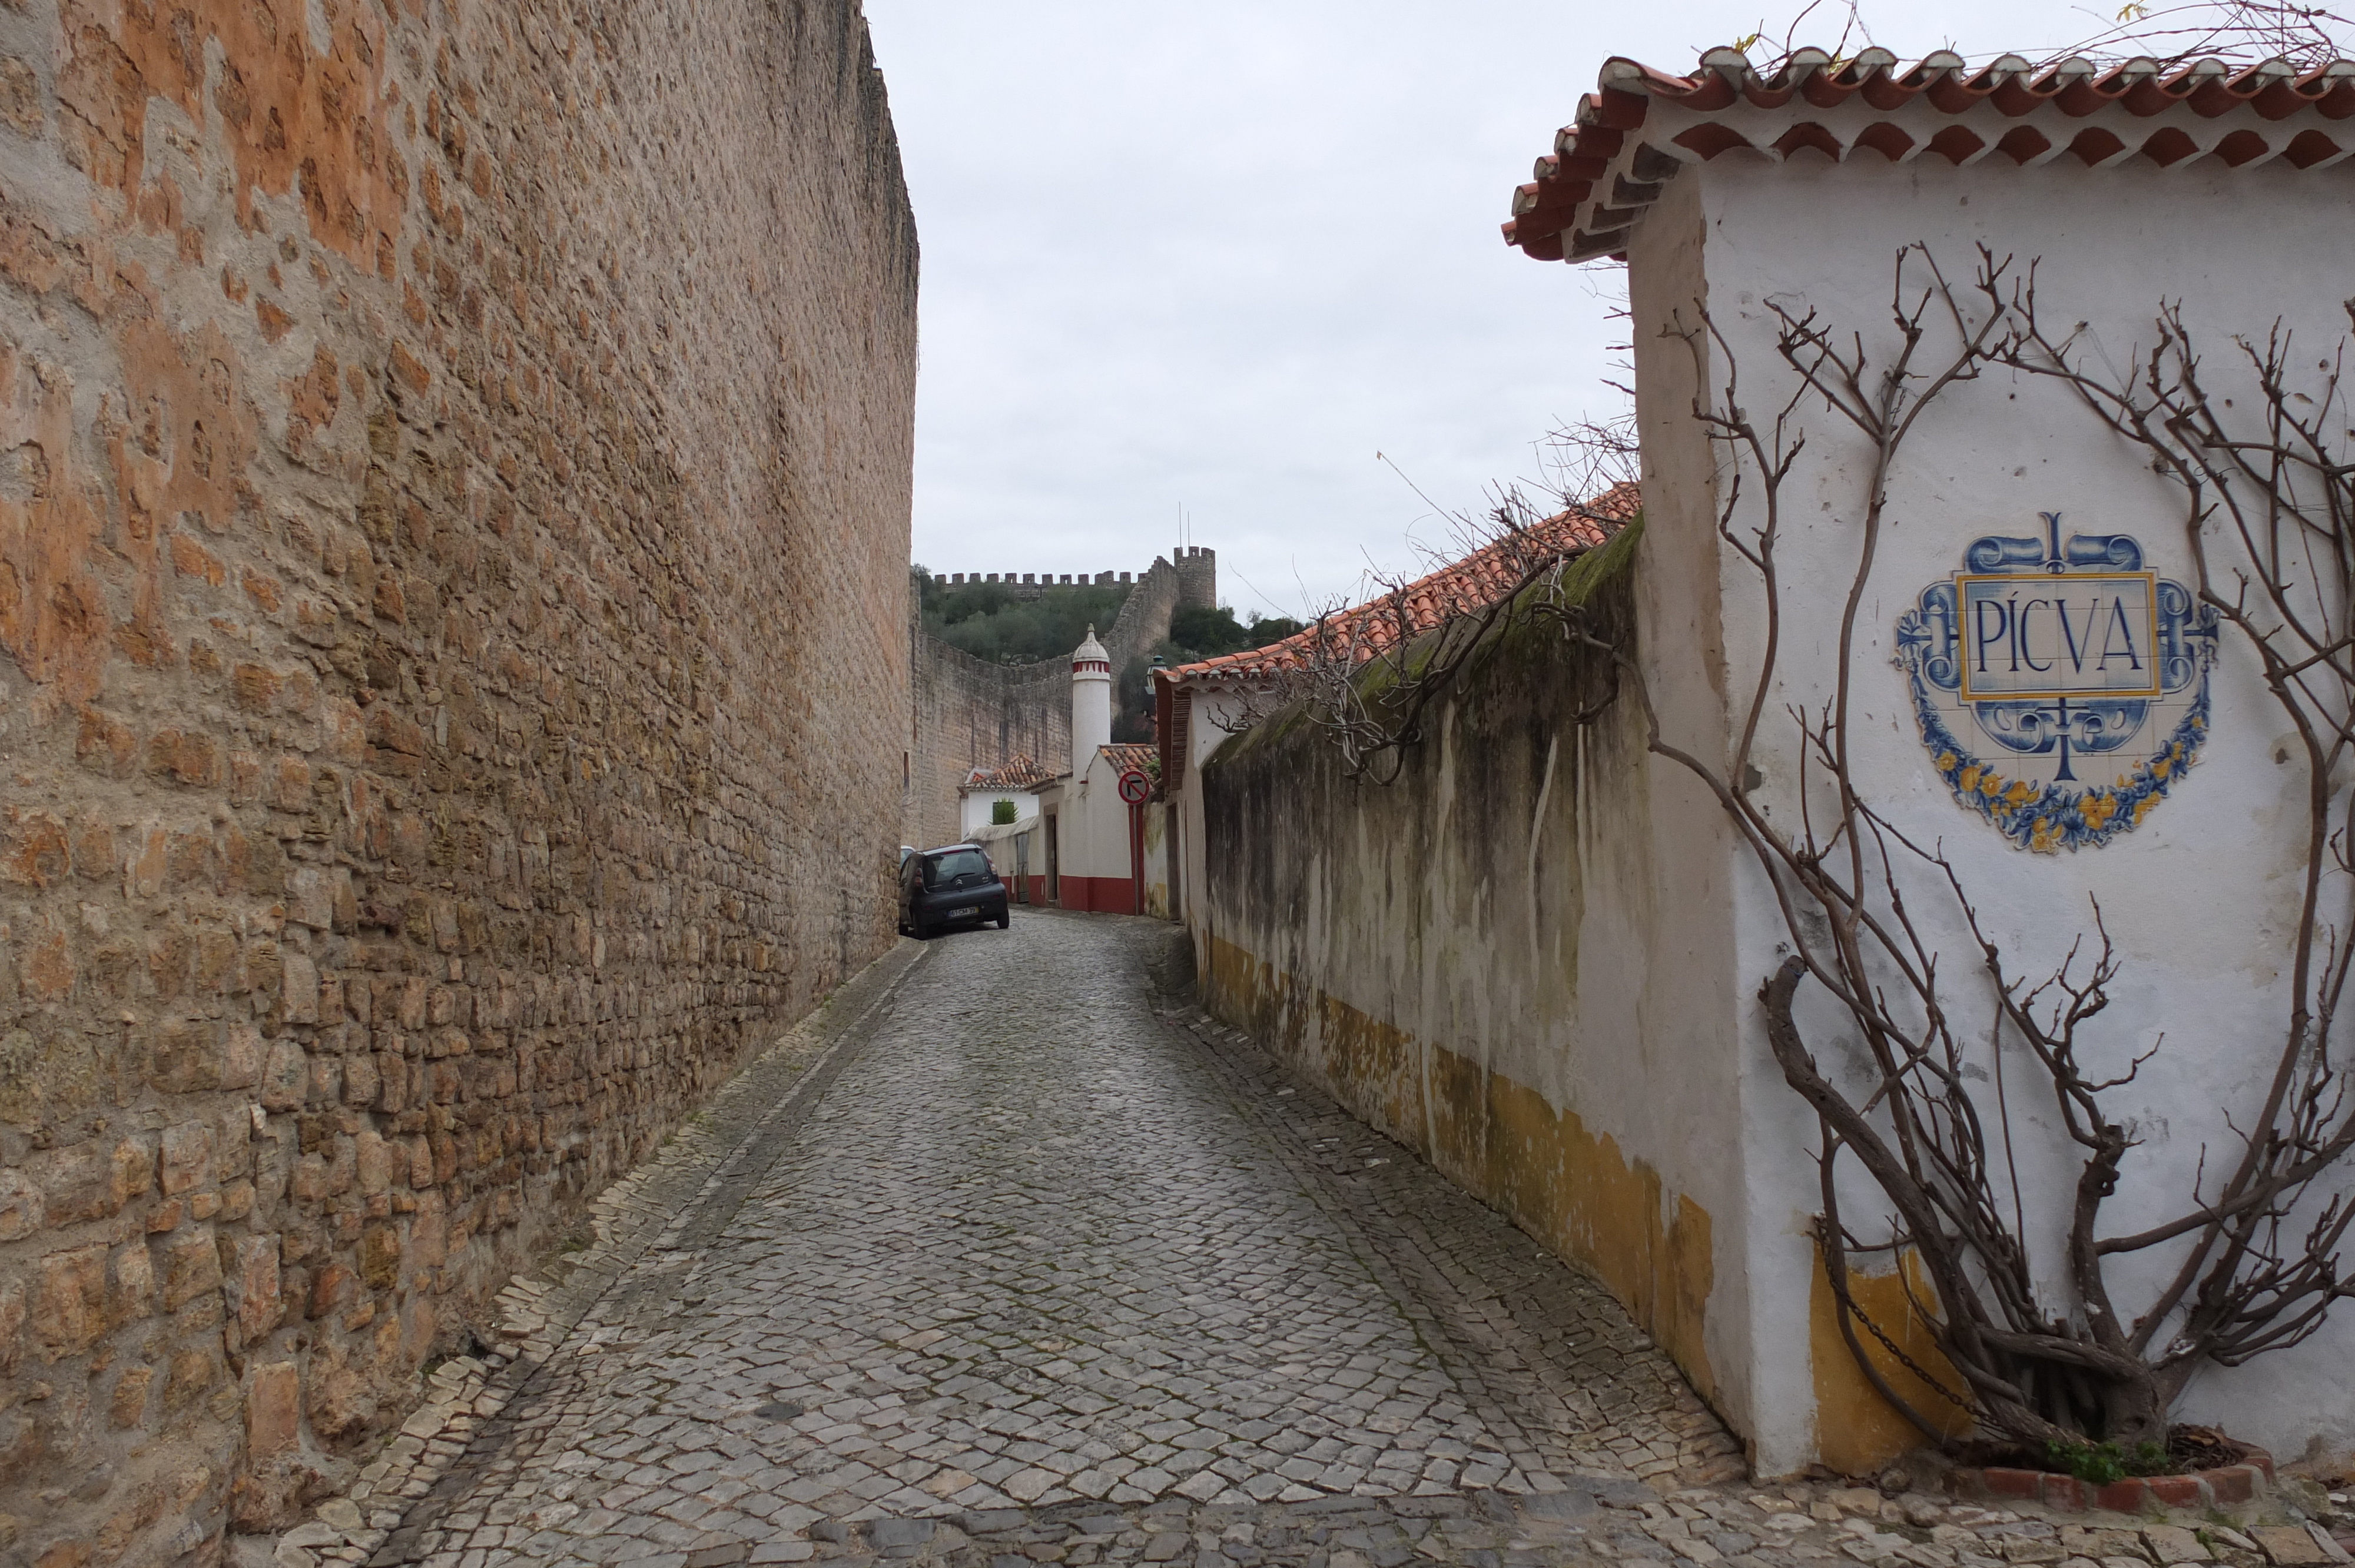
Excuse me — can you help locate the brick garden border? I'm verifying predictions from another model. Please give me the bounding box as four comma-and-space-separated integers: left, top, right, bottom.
1949, 1447, 2276, 1514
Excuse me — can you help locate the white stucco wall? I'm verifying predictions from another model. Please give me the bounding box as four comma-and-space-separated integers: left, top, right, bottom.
1033, 748, 1168, 908
959, 788, 1040, 837
1067, 751, 1139, 882
1633, 151, 2355, 1469
964, 814, 1040, 885
1170, 146, 2355, 1476
1180, 553, 1757, 1471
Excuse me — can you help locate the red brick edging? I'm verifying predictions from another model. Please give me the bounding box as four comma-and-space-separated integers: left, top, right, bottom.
1951, 1448, 2276, 1513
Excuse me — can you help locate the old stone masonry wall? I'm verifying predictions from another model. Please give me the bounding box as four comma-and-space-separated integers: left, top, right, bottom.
0, 0, 917, 1560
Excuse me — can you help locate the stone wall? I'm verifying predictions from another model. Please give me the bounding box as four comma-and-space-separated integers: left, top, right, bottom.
0, 0, 916, 1559
905, 554, 1184, 850
905, 626, 1072, 852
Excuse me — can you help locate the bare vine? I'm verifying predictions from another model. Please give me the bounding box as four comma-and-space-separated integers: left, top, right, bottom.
1581, 246, 2355, 1449
1261, 240, 2355, 1448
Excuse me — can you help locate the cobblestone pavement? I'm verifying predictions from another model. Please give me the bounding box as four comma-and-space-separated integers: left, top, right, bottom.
338, 911, 1769, 1568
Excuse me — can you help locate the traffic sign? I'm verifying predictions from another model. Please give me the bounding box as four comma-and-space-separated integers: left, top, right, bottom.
1116, 768, 1152, 805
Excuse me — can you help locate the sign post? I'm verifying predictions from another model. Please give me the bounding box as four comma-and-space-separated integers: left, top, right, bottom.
1117, 768, 1152, 915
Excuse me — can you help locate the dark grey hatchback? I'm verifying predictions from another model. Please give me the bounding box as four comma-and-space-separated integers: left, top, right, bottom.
898, 843, 1010, 937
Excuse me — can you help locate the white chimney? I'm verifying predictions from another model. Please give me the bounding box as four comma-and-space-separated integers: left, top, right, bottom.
1071, 624, 1113, 778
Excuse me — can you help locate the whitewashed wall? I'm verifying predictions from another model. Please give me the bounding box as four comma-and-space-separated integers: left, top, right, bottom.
960, 788, 1041, 836
1633, 153, 2355, 1469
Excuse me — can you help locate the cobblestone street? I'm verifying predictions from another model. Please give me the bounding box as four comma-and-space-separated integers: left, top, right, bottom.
335, 912, 1754, 1567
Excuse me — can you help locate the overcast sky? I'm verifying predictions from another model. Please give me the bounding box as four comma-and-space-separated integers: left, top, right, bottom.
865, 0, 2115, 617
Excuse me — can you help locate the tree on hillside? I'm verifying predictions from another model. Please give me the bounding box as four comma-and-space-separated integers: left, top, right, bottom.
917, 576, 1132, 665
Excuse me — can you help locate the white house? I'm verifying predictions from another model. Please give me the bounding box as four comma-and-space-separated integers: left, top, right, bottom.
1033, 627, 1168, 915
956, 755, 1052, 839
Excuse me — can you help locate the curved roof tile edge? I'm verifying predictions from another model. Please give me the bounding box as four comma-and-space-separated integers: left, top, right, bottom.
1161, 483, 1640, 687
1504, 48, 2355, 264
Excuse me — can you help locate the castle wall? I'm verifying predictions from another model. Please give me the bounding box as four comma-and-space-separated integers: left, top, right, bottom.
0, 0, 916, 1556
906, 554, 1187, 849
906, 629, 1072, 851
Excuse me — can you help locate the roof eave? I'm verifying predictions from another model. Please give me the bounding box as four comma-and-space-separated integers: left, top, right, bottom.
1506, 49, 2355, 264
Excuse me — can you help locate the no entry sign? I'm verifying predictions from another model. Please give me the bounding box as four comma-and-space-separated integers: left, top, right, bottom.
1116, 768, 1152, 805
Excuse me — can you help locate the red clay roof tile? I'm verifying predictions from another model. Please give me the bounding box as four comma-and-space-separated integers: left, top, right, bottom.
1165, 483, 1638, 686
1504, 48, 2355, 264
961, 755, 1056, 792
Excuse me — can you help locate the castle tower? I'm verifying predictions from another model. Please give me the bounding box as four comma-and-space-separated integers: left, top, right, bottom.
1174, 546, 1216, 612
1071, 624, 1112, 778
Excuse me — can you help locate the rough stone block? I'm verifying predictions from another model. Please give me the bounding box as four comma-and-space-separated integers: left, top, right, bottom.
161, 1121, 214, 1195
161, 1229, 224, 1311
282, 954, 321, 1024
247, 1361, 302, 1458
227, 1234, 284, 1340
260, 1039, 310, 1111
38, 1138, 151, 1225
109, 1240, 157, 1325
34, 1244, 109, 1354
110, 1364, 154, 1429
359, 1224, 402, 1289
0, 1167, 43, 1240
2144, 1527, 2212, 1563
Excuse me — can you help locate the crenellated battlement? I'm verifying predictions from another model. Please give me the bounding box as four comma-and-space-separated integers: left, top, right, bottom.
1173, 544, 1217, 612
927, 543, 1215, 610
930, 569, 1140, 599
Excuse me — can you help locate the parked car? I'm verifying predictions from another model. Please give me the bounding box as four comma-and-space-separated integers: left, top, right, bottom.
898, 843, 1010, 937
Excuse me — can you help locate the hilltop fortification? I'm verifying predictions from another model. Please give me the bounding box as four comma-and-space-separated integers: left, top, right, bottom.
905, 549, 1213, 848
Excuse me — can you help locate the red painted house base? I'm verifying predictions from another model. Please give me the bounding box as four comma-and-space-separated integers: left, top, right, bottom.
1054, 875, 1138, 914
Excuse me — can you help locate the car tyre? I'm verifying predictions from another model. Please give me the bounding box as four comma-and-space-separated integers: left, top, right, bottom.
996, 909, 1010, 930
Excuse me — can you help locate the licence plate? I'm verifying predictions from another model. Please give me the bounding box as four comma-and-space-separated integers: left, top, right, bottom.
949, 906, 979, 918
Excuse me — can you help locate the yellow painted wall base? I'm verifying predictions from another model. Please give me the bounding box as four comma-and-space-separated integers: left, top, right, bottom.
1208, 933, 1976, 1474
1808, 1243, 1973, 1474
1205, 932, 1720, 1414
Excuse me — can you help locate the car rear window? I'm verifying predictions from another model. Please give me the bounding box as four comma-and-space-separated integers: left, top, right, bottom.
925, 849, 990, 885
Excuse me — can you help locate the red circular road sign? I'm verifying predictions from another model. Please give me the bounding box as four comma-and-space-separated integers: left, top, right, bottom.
1116, 768, 1152, 805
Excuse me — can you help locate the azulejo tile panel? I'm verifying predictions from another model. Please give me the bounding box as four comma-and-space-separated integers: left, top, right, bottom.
1895, 515, 2220, 853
